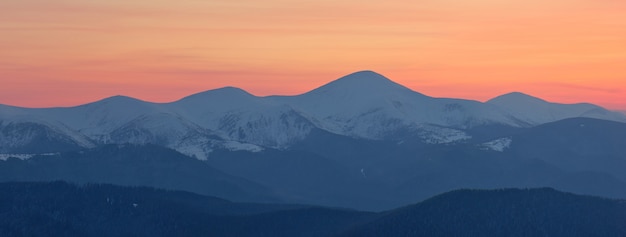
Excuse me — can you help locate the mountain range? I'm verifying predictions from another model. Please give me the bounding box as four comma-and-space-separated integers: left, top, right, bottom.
1, 70, 626, 210
2, 70, 624, 158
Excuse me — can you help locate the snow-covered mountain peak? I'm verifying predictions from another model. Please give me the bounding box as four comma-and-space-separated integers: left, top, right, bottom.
171, 87, 261, 112
93, 95, 147, 105
486, 92, 626, 125
283, 71, 429, 116
332, 70, 394, 84
78, 95, 160, 117
179, 87, 255, 102
271, 71, 449, 138
304, 70, 420, 98
487, 92, 548, 107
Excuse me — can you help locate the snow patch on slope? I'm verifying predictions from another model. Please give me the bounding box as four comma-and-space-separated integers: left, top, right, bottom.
172, 137, 214, 160
0, 153, 58, 161
0, 118, 95, 149
215, 107, 315, 148
481, 137, 513, 152
0, 154, 34, 161
221, 141, 264, 152
418, 125, 472, 144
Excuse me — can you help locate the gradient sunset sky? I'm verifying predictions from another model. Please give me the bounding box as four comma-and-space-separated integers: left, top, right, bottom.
1, 0, 625, 110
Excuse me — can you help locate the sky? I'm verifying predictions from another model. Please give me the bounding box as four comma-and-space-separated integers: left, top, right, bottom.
1, 0, 625, 111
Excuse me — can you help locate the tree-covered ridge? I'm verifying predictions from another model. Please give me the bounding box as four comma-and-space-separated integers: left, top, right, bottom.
341, 188, 626, 237
2, 182, 625, 237
0, 181, 375, 237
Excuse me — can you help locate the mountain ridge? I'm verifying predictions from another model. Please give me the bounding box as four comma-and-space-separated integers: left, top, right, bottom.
1, 71, 625, 158
3, 182, 626, 237
0, 71, 620, 112
488, 91, 548, 104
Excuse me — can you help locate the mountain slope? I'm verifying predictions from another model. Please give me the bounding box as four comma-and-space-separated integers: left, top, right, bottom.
3, 182, 625, 237
272, 71, 522, 140
0, 181, 376, 237
506, 117, 626, 181
488, 92, 626, 124
341, 188, 626, 237
0, 144, 278, 203
0, 119, 94, 153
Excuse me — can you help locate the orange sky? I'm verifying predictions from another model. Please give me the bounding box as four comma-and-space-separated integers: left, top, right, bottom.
1, 0, 625, 111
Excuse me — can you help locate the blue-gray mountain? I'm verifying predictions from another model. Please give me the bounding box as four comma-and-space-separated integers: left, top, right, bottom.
2, 71, 624, 157
1, 71, 626, 210
0, 144, 278, 203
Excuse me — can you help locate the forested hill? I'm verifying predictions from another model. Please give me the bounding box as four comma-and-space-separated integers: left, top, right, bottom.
340, 188, 626, 237
0, 181, 375, 237
2, 182, 626, 237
